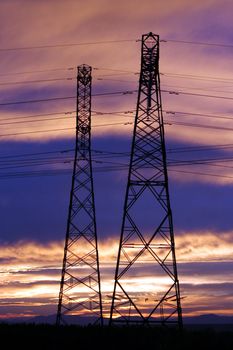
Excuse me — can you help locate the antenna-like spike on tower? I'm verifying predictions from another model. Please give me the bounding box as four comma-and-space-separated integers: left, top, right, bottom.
57, 65, 103, 326
109, 33, 183, 328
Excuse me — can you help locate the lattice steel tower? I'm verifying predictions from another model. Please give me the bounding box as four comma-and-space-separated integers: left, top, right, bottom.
57, 65, 103, 326
110, 33, 182, 327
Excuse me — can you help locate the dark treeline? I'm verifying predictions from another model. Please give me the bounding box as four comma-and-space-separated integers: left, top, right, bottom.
0, 323, 233, 350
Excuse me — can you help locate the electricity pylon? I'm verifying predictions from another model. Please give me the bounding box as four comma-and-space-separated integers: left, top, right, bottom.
110, 33, 182, 328
57, 65, 103, 326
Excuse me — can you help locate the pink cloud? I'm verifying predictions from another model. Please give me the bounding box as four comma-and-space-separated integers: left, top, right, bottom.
0, 231, 232, 318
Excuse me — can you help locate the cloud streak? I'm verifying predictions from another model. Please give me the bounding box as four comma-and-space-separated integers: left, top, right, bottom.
0, 230, 232, 318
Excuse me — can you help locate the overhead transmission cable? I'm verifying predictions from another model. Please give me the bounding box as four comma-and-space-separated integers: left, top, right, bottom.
1, 117, 233, 138
1, 87, 233, 108
0, 39, 137, 52
0, 77, 74, 87
0, 165, 232, 181
1, 154, 233, 172
0, 108, 231, 126
0, 90, 137, 107
0, 37, 232, 52
161, 38, 233, 49
2, 142, 233, 162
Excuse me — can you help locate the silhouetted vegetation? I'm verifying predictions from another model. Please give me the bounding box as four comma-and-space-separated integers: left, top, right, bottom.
0, 323, 233, 349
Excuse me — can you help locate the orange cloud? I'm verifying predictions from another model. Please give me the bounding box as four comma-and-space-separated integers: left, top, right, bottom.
176, 231, 233, 262
0, 230, 232, 318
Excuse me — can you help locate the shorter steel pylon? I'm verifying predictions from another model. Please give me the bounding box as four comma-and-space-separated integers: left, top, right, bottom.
57, 64, 103, 326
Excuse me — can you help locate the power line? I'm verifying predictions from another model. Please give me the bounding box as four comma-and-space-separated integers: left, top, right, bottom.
0, 66, 232, 84
0, 139, 232, 162
0, 66, 135, 79
0, 114, 74, 126
0, 110, 134, 126
93, 109, 135, 115
0, 143, 232, 179
0, 117, 232, 138
0, 126, 73, 137
0, 109, 134, 123
95, 76, 233, 98
0, 65, 232, 86
0, 155, 128, 167
166, 120, 233, 132
1, 112, 233, 138
0, 157, 129, 171
1, 154, 233, 172
0, 75, 134, 88
6, 118, 233, 134
0, 149, 73, 160
161, 71, 233, 83
162, 83, 233, 96
0, 108, 229, 126
0, 77, 74, 87
0, 163, 232, 180
0, 148, 128, 161
162, 38, 233, 49
169, 168, 233, 180
0, 110, 75, 123
94, 67, 137, 74
0, 39, 137, 52
0, 90, 137, 107
163, 89, 233, 101
168, 143, 233, 153
0, 72, 135, 87
169, 156, 233, 166
0, 67, 75, 77
97, 73, 233, 86
96, 77, 137, 84
1, 87, 233, 108
164, 110, 233, 122
0, 121, 133, 138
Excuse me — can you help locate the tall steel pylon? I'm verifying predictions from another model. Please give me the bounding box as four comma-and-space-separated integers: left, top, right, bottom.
110, 32, 182, 327
57, 64, 103, 326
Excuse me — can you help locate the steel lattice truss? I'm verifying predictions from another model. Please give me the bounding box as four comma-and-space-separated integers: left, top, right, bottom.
110, 33, 183, 327
57, 65, 103, 326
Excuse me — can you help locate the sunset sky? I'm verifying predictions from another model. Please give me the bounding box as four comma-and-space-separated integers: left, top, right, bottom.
0, 0, 233, 321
